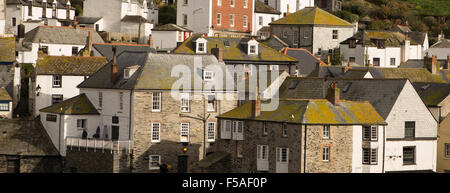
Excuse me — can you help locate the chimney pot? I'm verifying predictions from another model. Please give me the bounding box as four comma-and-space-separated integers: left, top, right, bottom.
111, 46, 119, 84
211, 47, 223, 61
327, 82, 340, 105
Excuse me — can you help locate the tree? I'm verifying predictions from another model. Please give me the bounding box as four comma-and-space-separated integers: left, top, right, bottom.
158, 4, 177, 25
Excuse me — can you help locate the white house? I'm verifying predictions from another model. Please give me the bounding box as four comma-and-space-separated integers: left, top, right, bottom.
151, 23, 192, 51
340, 30, 423, 67
5, 0, 76, 35
17, 25, 104, 64
31, 55, 107, 117
254, 0, 281, 37
258, 0, 315, 16
426, 33, 450, 60
76, 17, 104, 32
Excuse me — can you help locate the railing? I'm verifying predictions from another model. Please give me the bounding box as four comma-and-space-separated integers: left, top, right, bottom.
66, 137, 132, 154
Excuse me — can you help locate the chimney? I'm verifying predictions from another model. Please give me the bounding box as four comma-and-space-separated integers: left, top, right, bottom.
17, 20, 25, 39
424, 54, 439, 74
344, 62, 351, 73
211, 46, 223, 61
327, 55, 331, 66
84, 31, 93, 56
149, 34, 153, 47
367, 59, 373, 67
401, 34, 410, 63
327, 82, 340, 106
438, 31, 444, 41
251, 87, 261, 118
111, 46, 119, 84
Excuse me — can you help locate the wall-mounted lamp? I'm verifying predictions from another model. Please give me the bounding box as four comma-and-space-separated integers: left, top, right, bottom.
36, 85, 41, 96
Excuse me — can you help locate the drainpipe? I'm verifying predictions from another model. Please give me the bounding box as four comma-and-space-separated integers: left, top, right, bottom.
129, 90, 133, 172
303, 125, 307, 173
382, 125, 385, 173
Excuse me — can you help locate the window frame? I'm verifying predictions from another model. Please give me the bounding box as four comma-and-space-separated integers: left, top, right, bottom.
230, 0, 235, 7
207, 122, 216, 142
229, 14, 234, 27
152, 92, 162, 112
445, 143, 450, 158
207, 94, 216, 112
322, 146, 330, 162
405, 121, 415, 139
180, 123, 190, 142
180, 93, 190, 112
323, 125, 330, 139
46, 114, 57, 122
332, 30, 338, 39
76, 119, 87, 130
263, 122, 268, 136
149, 155, 161, 170
98, 92, 103, 109
403, 146, 416, 165
243, 15, 248, 28
217, 13, 221, 26
282, 124, 287, 137
151, 123, 161, 142
119, 92, 124, 111
52, 75, 62, 88
51, 94, 63, 105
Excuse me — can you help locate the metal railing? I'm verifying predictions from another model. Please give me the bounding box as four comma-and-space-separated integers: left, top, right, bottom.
66, 137, 132, 154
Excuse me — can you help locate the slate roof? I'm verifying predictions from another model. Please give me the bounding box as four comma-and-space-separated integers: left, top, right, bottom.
430, 39, 450, 48
23, 26, 104, 45
121, 15, 150, 23
282, 48, 326, 76
36, 56, 107, 76
255, 1, 281, 14
261, 35, 289, 51
400, 59, 448, 69
0, 37, 16, 63
412, 82, 450, 106
93, 43, 156, 61
341, 30, 420, 47
408, 31, 427, 45
173, 35, 297, 64
378, 68, 447, 83
0, 64, 15, 99
278, 78, 408, 119
392, 25, 412, 33
0, 88, 12, 101
153, 23, 192, 32
6, 0, 75, 9
270, 7, 352, 26
77, 17, 102, 24
218, 99, 386, 125
40, 94, 100, 115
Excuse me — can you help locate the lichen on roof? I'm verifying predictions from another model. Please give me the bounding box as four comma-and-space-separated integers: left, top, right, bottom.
378, 68, 447, 83
0, 37, 16, 63
413, 82, 450, 106
40, 94, 100, 115
36, 55, 108, 76
270, 7, 352, 26
0, 88, 12, 101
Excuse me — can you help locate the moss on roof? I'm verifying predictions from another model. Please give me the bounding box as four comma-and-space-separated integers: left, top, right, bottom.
413, 83, 450, 106
0, 88, 12, 101
40, 94, 100, 115
378, 68, 447, 83
270, 7, 352, 26
36, 56, 107, 76
255, 1, 281, 14
173, 35, 297, 63
218, 99, 386, 125
0, 37, 16, 63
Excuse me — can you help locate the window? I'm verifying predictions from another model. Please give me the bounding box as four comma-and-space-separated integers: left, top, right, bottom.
249, 45, 256, 54
303, 30, 309, 39
77, 119, 87, 130
283, 30, 288, 38
376, 40, 385, 49
151, 123, 160, 142
221, 120, 232, 139
233, 121, 244, 140
217, 0, 222, 6
317, 48, 322, 56
180, 123, 189, 142
243, 15, 248, 28
277, 148, 289, 163
207, 122, 216, 142
178, 32, 183, 42
282, 124, 287, 137
263, 122, 268, 136
363, 148, 378, 165
28, 5, 32, 16
363, 126, 378, 141
52, 75, 62, 87
445, 144, 450, 158
323, 146, 330, 161
6, 159, 19, 173
152, 92, 161, 112
112, 116, 119, 124
51, 95, 63, 105
72, 47, 78, 55
264, 0, 269, 5
229, 14, 234, 27
203, 71, 213, 81
257, 145, 268, 161
183, 0, 188, 5
149, 155, 161, 170
349, 39, 356, 48
237, 142, 243, 158
40, 46, 48, 54
390, 58, 396, 66
182, 14, 188, 26
124, 69, 130, 79
349, 57, 356, 63
46, 114, 57, 122
98, 92, 103, 109
198, 43, 205, 52
403, 146, 415, 165
217, 13, 221, 25
180, 93, 190, 112
405, 121, 415, 139
244, 0, 248, 8
230, 0, 234, 7
332, 30, 338, 39
328, 49, 333, 55
207, 94, 216, 112
259, 16, 263, 26
12, 18, 16, 26
323, 125, 330, 139
119, 92, 124, 110
373, 58, 380, 66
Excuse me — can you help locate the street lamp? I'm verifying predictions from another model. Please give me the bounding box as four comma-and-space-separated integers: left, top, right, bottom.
36, 85, 41, 96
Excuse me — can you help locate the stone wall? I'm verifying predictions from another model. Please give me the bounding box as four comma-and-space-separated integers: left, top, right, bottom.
0, 155, 61, 173
65, 147, 115, 173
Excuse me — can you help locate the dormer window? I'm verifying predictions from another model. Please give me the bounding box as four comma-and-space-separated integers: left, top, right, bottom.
203, 71, 213, 81
124, 65, 139, 79
249, 45, 256, 54
198, 43, 205, 52
195, 37, 207, 54
247, 39, 259, 55
124, 69, 130, 79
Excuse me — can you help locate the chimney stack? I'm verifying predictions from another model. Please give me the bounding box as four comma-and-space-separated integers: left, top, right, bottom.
327, 55, 331, 66
211, 47, 223, 62
149, 34, 153, 47
251, 87, 261, 118
17, 20, 25, 39
83, 31, 93, 56
401, 34, 410, 63
438, 31, 444, 41
111, 46, 119, 84
327, 82, 340, 106
424, 54, 439, 74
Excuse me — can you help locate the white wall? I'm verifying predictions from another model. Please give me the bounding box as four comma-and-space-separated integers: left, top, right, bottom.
384, 80, 437, 172
17, 43, 85, 64
260, 0, 314, 15
40, 112, 64, 155
426, 47, 450, 60
176, 0, 211, 34
352, 125, 385, 173
254, 12, 280, 34
152, 30, 177, 49
312, 26, 354, 57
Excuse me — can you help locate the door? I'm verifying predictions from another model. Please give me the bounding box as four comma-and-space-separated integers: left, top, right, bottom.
111, 126, 120, 140
276, 148, 289, 173
177, 156, 188, 173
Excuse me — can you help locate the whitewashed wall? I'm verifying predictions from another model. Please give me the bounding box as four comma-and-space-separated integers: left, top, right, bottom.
40, 112, 64, 155
426, 47, 450, 60
254, 12, 280, 34
312, 26, 354, 57
17, 43, 86, 64
260, 0, 314, 15
352, 125, 385, 173
176, 0, 211, 34
152, 30, 177, 49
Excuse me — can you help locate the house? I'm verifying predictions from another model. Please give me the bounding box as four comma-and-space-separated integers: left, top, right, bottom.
261, 34, 289, 51
16, 25, 104, 64
426, 33, 450, 60
269, 7, 355, 61
0, 35, 20, 114
82, 0, 158, 44
210, 82, 386, 173
30, 55, 107, 117
278, 78, 438, 172
282, 47, 326, 77
151, 23, 192, 51
176, 0, 255, 36
391, 25, 429, 56
91, 42, 155, 61
315, 0, 341, 12
5, 0, 76, 35
412, 82, 450, 123
437, 114, 450, 173
340, 30, 423, 67
1, 0, 5, 34
258, 0, 315, 16
173, 35, 298, 75
399, 54, 450, 82
0, 119, 62, 173
76, 17, 103, 32
0, 88, 12, 118
254, 1, 281, 37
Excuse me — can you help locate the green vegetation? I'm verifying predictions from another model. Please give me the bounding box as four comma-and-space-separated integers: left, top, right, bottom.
158, 4, 177, 25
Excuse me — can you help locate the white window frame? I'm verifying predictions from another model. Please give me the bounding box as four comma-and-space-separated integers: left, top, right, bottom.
119, 92, 124, 110
52, 75, 62, 87
77, 119, 87, 130
282, 124, 287, 137
249, 45, 256, 54
221, 120, 232, 139
124, 69, 130, 79
323, 125, 330, 139
370, 126, 378, 141
232, 121, 244, 140
363, 148, 378, 165
332, 30, 338, 39
237, 142, 243, 158
180, 123, 189, 142
180, 93, 190, 112
277, 147, 289, 163
0, 103, 9, 111
244, 0, 248, 8
217, 13, 221, 26
263, 122, 268, 136
198, 42, 205, 52
257, 145, 269, 171
243, 15, 248, 28
203, 71, 213, 81
152, 92, 161, 112
149, 155, 161, 170
217, 0, 222, 6
230, 14, 234, 27
230, 0, 235, 7
323, 146, 330, 162
151, 123, 161, 142
207, 122, 216, 142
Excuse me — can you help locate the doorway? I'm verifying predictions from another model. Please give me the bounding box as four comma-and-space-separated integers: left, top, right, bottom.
177, 156, 188, 173
111, 126, 120, 140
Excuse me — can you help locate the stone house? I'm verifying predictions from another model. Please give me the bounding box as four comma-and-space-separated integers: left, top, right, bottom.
437, 114, 450, 173
277, 78, 438, 172
270, 7, 355, 61
5, 0, 76, 35
210, 82, 386, 173
281, 47, 326, 77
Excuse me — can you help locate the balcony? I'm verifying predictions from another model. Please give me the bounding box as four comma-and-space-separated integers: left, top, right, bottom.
66, 137, 132, 153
